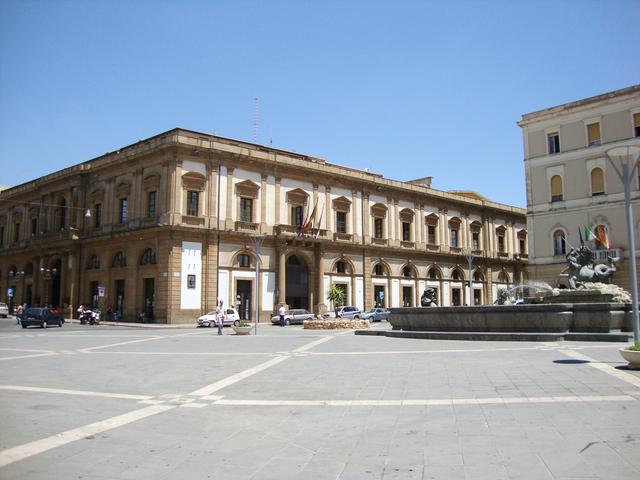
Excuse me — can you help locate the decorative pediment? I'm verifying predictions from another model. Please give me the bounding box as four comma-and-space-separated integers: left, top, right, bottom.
470, 220, 483, 230
448, 216, 462, 225
425, 213, 439, 224
90, 188, 106, 202
495, 224, 507, 233
517, 228, 528, 238
370, 203, 387, 218
286, 188, 309, 205
332, 196, 351, 212
115, 181, 131, 196
399, 208, 414, 223
182, 172, 206, 191
143, 172, 161, 190
235, 179, 260, 199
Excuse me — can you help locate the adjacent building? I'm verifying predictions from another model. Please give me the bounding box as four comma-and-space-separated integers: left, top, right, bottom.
0, 129, 527, 322
519, 84, 640, 291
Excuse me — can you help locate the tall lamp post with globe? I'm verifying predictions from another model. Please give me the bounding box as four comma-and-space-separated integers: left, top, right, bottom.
250, 234, 266, 335
605, 145, 640, 343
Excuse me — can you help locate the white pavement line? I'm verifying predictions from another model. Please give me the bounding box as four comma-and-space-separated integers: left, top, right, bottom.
85, 351, 272, 356
291, 335, 334, 353
0, 385, 153, 401
307, 346, 544, 356
0, 353, 58, 362
212, 395, 636, 407
190, 356, 290, 396
559, 349, 640, 389
0, 403, 175, 468
79, 336, 164, 353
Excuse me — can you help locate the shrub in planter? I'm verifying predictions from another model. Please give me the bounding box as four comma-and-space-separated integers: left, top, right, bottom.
619, 340, 640, 370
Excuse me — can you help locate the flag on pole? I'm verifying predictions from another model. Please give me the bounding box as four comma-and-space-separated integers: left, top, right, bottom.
594, 225, 609, 249
314, 206, 325, 238
302, 198, 318, 232
584, 225, 594, 242
578, 227, 584, 245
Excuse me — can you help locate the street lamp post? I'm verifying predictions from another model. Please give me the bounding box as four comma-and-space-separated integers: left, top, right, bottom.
250, 234, 266, 335
463, 248, 474, 306
605, 145, 640, 343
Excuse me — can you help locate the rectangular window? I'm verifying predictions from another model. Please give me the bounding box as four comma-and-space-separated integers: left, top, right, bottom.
187, 274, 196, 289
119, 198, 128, 224
94, 203, 102, 228
450, 228, 458, 247
519, 238, 526, 254
31, 218, 37, 237
428, 225, 436, 244
554, 235, 565, 256
147, 191, 157, 218
402, 222, 411, 241
240, 198, 253, 222
547, 132, 560, 154
14, 223, 20, 243
292, 206, 304, 226
374, 217, 383, 238
336, 211, 347, 233
634, 112, 640, 137
187, 191, 199, 216
498, 234, 505, 253
472, 231, 480, 250
587, 122, 601, 146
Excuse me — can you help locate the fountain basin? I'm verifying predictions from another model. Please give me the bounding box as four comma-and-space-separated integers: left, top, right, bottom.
389, 303, 632, 334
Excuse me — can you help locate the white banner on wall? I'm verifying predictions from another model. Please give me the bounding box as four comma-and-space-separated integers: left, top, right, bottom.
181, 241, 202, 310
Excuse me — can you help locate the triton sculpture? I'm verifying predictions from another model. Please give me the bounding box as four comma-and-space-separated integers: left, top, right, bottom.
566, 244, 618, 289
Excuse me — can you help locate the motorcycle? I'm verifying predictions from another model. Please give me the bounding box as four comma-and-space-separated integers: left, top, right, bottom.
80, 309, 101, 325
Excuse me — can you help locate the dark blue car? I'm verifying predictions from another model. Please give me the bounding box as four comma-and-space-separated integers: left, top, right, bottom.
21, 308, 65, 329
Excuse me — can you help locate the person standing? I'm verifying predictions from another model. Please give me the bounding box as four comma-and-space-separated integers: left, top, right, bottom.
16, 304, 23, 325
278, 304, 286, 327
216, 299, 225, 335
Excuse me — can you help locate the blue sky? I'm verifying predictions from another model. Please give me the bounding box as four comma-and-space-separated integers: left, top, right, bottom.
0, 0, 638, 207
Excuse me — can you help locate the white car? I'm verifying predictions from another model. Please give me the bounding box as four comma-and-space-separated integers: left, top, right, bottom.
197, 307, 241, 327
0, 302, 8, 318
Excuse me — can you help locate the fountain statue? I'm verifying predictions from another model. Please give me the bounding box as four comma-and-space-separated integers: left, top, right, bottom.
566, 244, 618, 289
420, 288, 438, 307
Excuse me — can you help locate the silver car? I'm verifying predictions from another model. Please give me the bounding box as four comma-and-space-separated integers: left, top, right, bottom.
362, 308, 390, 322
271, 309, 314, 325
322, 306, 362, 319
0, 302, 8, 318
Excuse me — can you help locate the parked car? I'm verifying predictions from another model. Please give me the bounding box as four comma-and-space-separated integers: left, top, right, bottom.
21, 307, 65, 328
362, 308, 391, 322
0, 302, 8, 318
322, 306, 362, 319
270, 309, 314, 325
197, 307, 241, 327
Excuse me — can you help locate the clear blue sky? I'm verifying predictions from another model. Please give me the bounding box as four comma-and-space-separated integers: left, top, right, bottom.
1, 0, 638, 207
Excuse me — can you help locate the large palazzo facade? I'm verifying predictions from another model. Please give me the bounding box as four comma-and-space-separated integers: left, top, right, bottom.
0, 129, 527, 323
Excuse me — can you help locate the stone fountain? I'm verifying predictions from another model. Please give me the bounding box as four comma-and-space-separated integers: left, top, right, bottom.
374, 245, 634, 342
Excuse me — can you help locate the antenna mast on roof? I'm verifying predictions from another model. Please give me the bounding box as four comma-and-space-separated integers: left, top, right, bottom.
253, 97, 259, 143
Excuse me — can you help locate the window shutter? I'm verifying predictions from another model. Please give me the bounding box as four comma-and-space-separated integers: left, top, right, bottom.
587, 123, 601, 144
550, 175, 563, 197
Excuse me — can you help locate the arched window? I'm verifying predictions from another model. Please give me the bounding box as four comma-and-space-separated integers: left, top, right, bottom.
335, 261, 348, 274
550, 175, 563, 202
591, 168, 605, 196
373, 263, 387, 276
473, 271, 484, 282
402, 265, 414, 278
451, 269, 463, 281
237, 253, 251, 268
498, 271, 510, 283
427, 267, 440, 280
87, 255, 100, 270
112, 251, 126, 268
553, 230, 566, 255
139, 248, 157, 266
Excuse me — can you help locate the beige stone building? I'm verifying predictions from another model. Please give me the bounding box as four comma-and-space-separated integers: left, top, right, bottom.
519, 84, 640, 291
0, 129, 526, 323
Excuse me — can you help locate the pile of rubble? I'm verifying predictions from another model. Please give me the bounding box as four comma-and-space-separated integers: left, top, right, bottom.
582, 282, 632, 303
303, 319, 370, 330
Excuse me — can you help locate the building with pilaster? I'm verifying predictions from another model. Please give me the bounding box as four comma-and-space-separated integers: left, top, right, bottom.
0, 129, 527, 322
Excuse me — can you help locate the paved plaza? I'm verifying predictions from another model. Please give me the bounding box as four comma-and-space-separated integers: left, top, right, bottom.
0, 319, 639, 480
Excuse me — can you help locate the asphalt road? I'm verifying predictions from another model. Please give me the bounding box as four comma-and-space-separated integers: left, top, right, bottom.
0, 316, 639, 479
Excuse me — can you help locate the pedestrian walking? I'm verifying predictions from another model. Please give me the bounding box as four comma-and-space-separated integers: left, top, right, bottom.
16, 304, 23, 325
216, 299, 225, 335
279, 304, 286, 327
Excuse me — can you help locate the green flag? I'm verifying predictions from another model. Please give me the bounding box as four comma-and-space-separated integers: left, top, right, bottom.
584, 225, 594, 241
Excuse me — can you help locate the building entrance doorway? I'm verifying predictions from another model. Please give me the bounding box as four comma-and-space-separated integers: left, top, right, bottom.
25, 284, 33, 306
89, 281, 99, 309
236, 280, 251, 320
50, 259, 62, 307
115, 279, 125, 320
402, 286, 413, 307
374, 285, 386, 307
143, 278, 155, 320
286, 255, 308, 309
452, 287, 462, 306
473, 288, 482, 305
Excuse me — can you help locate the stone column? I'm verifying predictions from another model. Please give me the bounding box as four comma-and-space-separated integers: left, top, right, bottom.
260, 174, 267, 229
485, 266, 493, 304
387, 197, 394, 242
363, 193, 370, 243
418, 203, 425, 248
351, 190, 358, 240
225, 167, 234, 229
275, 177, 281, 225
278, 242, 286, 306
325, 187, 332, 234
316, 244, 325, 314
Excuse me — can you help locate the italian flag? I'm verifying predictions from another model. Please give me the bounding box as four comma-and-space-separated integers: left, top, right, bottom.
593, 225, 609, 249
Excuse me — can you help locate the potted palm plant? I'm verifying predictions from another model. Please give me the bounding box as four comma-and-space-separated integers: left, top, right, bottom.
619, 340, 640, 369
327, 285, 346, 316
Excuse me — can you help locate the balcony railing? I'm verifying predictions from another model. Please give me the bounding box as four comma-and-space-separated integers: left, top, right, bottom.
449, 246, 462, 254
426, 243, 440, 252
371, 237, 388, 246
593, 248, 621, 262
497, 251, 509, 258
235, 221, 259, 232
401, 241, 415, 249
334, 232, 353, 242
182, 215, 205, 226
